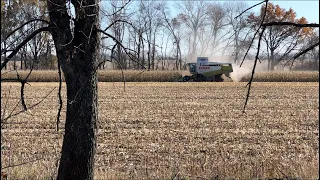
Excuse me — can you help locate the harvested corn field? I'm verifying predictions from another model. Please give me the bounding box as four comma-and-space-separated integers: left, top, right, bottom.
1, 82, 319, 179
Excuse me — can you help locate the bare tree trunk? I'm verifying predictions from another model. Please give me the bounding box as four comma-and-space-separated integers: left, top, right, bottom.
13, 42, 17, 69
270, 49, 275, 71
13, 60, 16, 70
234, 32, 239, 64
47, 0, 99, 179
57, 70, 98, 180
147, 30, 151, 70
192, 31, 197, 60
175, 47, 179, 70
20, 53, 23, 69
178, 42, 182, 70
151, 30, 156, 70
136, 31, 141, 69
128, 29, 131, 69
142, 38, 145, 69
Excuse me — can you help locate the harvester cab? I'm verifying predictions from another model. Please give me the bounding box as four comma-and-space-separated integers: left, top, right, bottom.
183, 57, 233, 82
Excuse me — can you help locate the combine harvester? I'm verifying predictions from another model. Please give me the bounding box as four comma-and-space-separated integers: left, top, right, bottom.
180, 57, 233, 82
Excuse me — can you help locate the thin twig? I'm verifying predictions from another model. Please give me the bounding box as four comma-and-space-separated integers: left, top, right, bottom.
103, 19, 134, 32
1, 99, 22, 128
262, 22, 319, 28
241, 0, 269, 113
293, 41, 319, 59
240, 0, 269, 67
1, 85, 12, 122
1, 27, 51, 70
104, 0, 131, 17
235, 0, 266, 19
5, 19, 50, 40
2, 88, 56, 122
1, 157, 45, 170
243, 26, 266, 113
98, 30, 143, 67
57, 59, 63, 131
276, 166, 290, 179
239, 28, 261, 67
1, 69, 16, 76
110, 44, 126, 92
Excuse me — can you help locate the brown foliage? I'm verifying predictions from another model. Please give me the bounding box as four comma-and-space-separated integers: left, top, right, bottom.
249, 2, 313, 37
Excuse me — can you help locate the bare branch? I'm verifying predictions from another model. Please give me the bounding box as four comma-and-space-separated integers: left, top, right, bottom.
239, 28, 261, 67
235, 0, 266, 19
240, 0, 269, 112
1, 157, 45, 170
20, 80, 28, 111
243, 26, 266, 113
262, 22, 319, 28
293, 41, 319, 59
1, 27, 52, 70
240, 0, 269, 67
57, 59, 63, 131
1, 98, 21, 128
1, 86, 12, 121
1, 77, 28, 111
96, 59, 112, 69
105, 0, 131, 17
5, 19, 50, 41
1, 88, 56, 122
106, 44, 126, 91
103, 19, 134, 31
19, 65, 34, 111
98, 29, 146, 70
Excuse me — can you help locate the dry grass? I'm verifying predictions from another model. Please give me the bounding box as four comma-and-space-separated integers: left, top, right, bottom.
1, 70, 318, 82
1, 70, 182, 82
1, 82, 319, 180
98, 70, 182, 82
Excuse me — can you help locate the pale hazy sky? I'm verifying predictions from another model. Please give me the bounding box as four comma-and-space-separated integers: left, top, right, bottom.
168, 1, 319, 24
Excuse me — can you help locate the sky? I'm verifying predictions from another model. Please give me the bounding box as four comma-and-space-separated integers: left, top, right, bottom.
167, 1, 319, 24
247, 1, 319, 24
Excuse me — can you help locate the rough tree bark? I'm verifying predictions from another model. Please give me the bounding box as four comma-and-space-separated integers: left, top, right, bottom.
47, 0, 99, 179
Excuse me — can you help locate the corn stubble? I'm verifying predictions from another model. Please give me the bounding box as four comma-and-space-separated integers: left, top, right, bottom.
1, 82, 319, 179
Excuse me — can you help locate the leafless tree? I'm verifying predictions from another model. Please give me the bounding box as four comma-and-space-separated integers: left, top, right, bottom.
225, 1, 252, 64
160, 5, 183, 70
176, 0, 209, 60
201, 2, 229, 56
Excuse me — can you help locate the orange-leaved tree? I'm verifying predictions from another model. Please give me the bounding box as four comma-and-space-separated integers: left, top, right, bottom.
247, 3, 313, 71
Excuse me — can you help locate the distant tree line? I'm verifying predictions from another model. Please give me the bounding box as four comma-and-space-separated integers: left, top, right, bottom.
1, 0, 319, 71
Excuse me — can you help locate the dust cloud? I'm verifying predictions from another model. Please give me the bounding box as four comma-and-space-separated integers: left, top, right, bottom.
229, 60, 271, 82
204, 55, 270, 82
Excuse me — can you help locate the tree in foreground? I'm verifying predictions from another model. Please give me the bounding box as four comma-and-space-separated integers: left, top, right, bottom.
2, 0, 101, 178
47, 0, 99, 178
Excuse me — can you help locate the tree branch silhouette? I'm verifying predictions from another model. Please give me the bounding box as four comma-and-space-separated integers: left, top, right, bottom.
1, 27, 52, 70
237, 0, 319, 112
